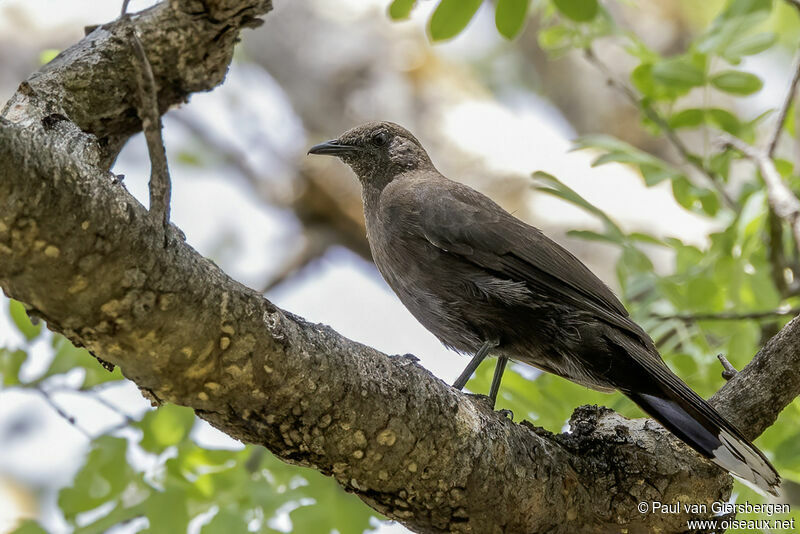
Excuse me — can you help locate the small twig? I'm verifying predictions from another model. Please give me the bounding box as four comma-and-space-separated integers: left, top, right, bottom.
35, 387, 92, 439
583, 47, 736, 209
653, 307, 800, 322
120, 0, 132, 17
125, 24, 171, 242
261, 234, 328, 293
50, 385, 138, 426
767, 46, 800, 157
720, 133, 800, 249
89, 392, 137, 424
170, 113, 286, 204
46, 386, 139, 437
716, 354, 738, 381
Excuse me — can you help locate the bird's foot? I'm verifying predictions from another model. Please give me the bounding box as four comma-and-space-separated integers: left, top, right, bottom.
392, 353, 420, 365
497, 408, 514, 420
463, 392, 494, 409
462, 393, 513, 419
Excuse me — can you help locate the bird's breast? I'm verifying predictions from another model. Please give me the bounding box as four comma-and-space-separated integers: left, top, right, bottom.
366, 222, 506, 353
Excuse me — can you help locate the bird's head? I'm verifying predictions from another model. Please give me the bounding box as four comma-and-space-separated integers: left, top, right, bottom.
308, 121, 433, 188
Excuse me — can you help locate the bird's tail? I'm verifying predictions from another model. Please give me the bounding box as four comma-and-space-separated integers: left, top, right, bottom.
599, 329, 780, 495
624, 365, 780, 496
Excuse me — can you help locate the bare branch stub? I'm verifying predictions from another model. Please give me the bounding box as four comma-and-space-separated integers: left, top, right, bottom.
717, 354, 739, 381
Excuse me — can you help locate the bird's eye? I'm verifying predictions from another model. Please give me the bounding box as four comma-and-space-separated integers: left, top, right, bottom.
372, 131, 390, 147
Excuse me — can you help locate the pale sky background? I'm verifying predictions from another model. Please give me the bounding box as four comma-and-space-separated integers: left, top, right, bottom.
0, 0, 792, 532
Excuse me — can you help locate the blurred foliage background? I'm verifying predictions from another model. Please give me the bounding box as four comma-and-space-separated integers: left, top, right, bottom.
2, 0, 800, 532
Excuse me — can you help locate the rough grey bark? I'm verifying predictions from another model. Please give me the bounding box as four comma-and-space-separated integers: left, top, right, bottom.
0, 1, 797, 533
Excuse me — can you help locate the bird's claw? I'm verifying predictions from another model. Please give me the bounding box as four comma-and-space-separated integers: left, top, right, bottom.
497, 408, 513, 420
462, 393, 512, 418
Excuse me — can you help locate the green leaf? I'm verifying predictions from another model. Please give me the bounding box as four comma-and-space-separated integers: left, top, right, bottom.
668, 108, 705, 129
290, 470, 379, 534
621, 245, 654, 273
566, 229, 621, 244
573, 134, 683, 187
532, 171, 625, 241
428, 0, 482, 41
630, 63, 656, 97
141, 488, 189, 534
711, 70, 763, 95
628, 232, 666, 246
538, 25, 574, 55
45, 336, 123, 389
137, 404, 196, 453
723, 32, 777, 61
670, 176, 720, 216
388, 0, 416, 20
572, 134, 642, 154
9, 300, 41, 341
59, 436, 134, 520
623, 37, 659, 63
698, 188, 721, 216
707, 108, 742, 135
73, 502, 148, 534
687, 278, 723, 311
710, 149, 734, 178
175, 151, 204, 167
552, 0, 598, 22
640, 164, 682, 186
38, 49, 60, 65
783, 100, 796, 138
672, 176, 697, 212
496, 0, 529, 39
652, 57, 706, 90
719, 0, 772, 20
201, 510, 250, 534
698, 11, 770, 58
11, 521, 48, 534
0, 349, 27, 386
736, 190, 767, 242
631, 63, 687, 102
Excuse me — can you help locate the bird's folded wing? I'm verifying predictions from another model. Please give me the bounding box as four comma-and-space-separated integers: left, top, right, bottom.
416, 185, 652, 346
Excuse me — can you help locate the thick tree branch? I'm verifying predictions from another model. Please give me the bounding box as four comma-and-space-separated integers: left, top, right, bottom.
0, 122, 734, 532
0, 2, 797, 533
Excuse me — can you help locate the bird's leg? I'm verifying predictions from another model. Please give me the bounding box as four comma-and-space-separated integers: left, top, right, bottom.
452, 339, 497, 390
488, 355, 508, 408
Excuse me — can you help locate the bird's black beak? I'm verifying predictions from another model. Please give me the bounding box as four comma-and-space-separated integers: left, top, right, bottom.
307, 139, 359, 156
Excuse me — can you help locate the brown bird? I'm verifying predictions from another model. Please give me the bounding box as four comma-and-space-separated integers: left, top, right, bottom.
309, 120, 780, 496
